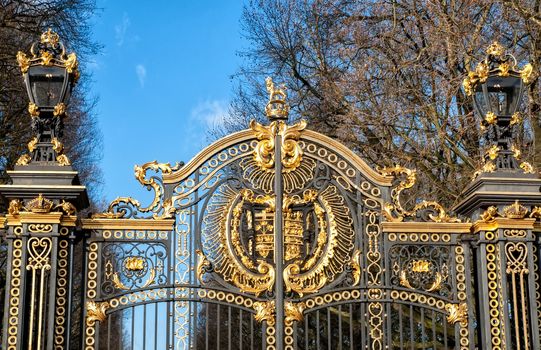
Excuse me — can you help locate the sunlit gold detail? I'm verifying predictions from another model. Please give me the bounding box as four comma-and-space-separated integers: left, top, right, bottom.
399, 270, 413, 289
16, 51, 30, 73
485, 111, 497, 125
473, 161, 496, 178
265, 77, 289, 119
486, 144, 500, 160
511, 144, 521, 159
28, 223, 53, 233
487, 41, 505, 56
498, 61, 511, 76
8, 199, 23, 215
28, 102, 39, 117
53, 102, 66, 116
51, 137, 63, 153
124, 256, 144, 271
251, 119, 306, 172
56, 154, 71, 166
378, 165, 460, 223
40, 28, 60, 47
284, 301, 306, 323
476, 61, 489, 83
519, 161, 535, 174
351, 249, 361, 286
16, 153, 32, 166
86, 301, 109, 325
196, 249, 211, 284
64, 52, 78, 73
27, 137, 38, 152
511, 112, 522, 125
26, 236, 52, 349
503, 200, 528, 219
521, 63, 535, 84
253, 300, 275, 326
56, 199, 77, 215
530, 206, 541, 219
26, 194, 54, 213
411, 260, 430, 273
41, 50, 53, 66
445, 303, 468, 326
480, 206, 499, 222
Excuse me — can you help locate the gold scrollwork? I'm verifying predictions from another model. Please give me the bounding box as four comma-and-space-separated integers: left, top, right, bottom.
445, 302, 468, 326
378, 165, 460, 223
251, 119, 307, 173
86, 301, 109, 325
196, 249, 211, 284
253, 300, 275, 326
351, 249, 362, 286
284, 301, 306, 323
28, 223, 53, 233
100, 161, 181, 218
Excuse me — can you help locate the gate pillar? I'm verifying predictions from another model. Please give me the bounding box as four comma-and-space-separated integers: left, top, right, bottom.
0, 30, 88, 349
455, 42, 541, 349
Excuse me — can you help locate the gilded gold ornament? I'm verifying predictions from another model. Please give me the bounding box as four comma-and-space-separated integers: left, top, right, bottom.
56, 154, 71, 166
8, 199, 22, 215
196, 249, 211, 284
27, 137, 38, 152
519, 161, 535, 174
28, 102, 39, 117
446, 302, 468, 326
378, 165, 460, 223
485, 112, 497, 125
40, 28, 60, 47
411, 260, 430, 273
124, 257, 144, 271
486, 145, 499, 160
16, 51, 30, 73
284, 301, 306, 323
53, 102, 66, 116
520, 63, 535, 84
86, 301, 109, 325
16, 153, 31, 166
253, 300, 275, 325
25, 194, 54, 213
503, 200, 528, 219
480, 206, 499, 222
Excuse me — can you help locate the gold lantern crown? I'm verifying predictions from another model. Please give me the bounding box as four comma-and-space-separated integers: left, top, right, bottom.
265, 77, 290, 120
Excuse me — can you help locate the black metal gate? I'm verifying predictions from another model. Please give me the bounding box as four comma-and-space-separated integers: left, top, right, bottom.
77, 80, 472, 350
2, 33, 541, 350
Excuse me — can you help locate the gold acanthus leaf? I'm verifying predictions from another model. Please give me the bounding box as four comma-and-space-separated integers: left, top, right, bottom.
445, 303, 468, 326
196, 249, 212, 284
253, 300, 275, 326
86, 301, 109, 325
285, 301, 306, 323
351, 250, 361, 286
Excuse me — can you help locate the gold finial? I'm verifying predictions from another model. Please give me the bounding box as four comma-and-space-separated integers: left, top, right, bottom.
40, 28, 60, 47
486, 41, 505, 57
265, 77, 290, 120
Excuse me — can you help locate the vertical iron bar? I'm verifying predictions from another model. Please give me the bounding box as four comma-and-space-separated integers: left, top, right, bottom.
305, 313, 309, 350
409, 305, 413, 350
205, 304, 209, 350
431, 310, 436, 348
143, 303, 147, 350
327, 307, 331, 349
399, 304, 403, 349
217, 304, 221, 350
107, 314, 111, 350
274, 130, 285, 350
338, 305, 342, 350
316, 311, 320, 347
250, 311, 254, 350
228, 306, 232, 350
155, 303, 158, 350
349, 304, 353, 350
131, 306, 135, 350
420, 308, 425, 348
239, 309, 243, 350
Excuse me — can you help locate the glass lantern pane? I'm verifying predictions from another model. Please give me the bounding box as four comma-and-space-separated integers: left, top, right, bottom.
28, 66, 66, 108
485, 75, 522, 115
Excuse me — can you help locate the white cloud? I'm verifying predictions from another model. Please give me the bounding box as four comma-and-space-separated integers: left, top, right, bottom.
190, 100, 229, 127
115, 13, 130, 46
135, 64, 146, 87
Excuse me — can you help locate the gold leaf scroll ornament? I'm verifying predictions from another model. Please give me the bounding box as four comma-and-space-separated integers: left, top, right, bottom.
251, 119, 307, 173
378, 165, 460, 223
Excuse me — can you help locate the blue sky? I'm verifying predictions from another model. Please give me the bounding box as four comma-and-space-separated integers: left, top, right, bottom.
90, 1, 245, 203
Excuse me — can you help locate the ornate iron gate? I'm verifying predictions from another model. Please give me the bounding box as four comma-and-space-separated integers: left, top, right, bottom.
2, 32, 541, 350
77, 79, 473, 350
